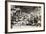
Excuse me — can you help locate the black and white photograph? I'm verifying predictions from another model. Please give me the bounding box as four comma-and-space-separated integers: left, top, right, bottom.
11, 5, 41, 28
7, 1, 45, 32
